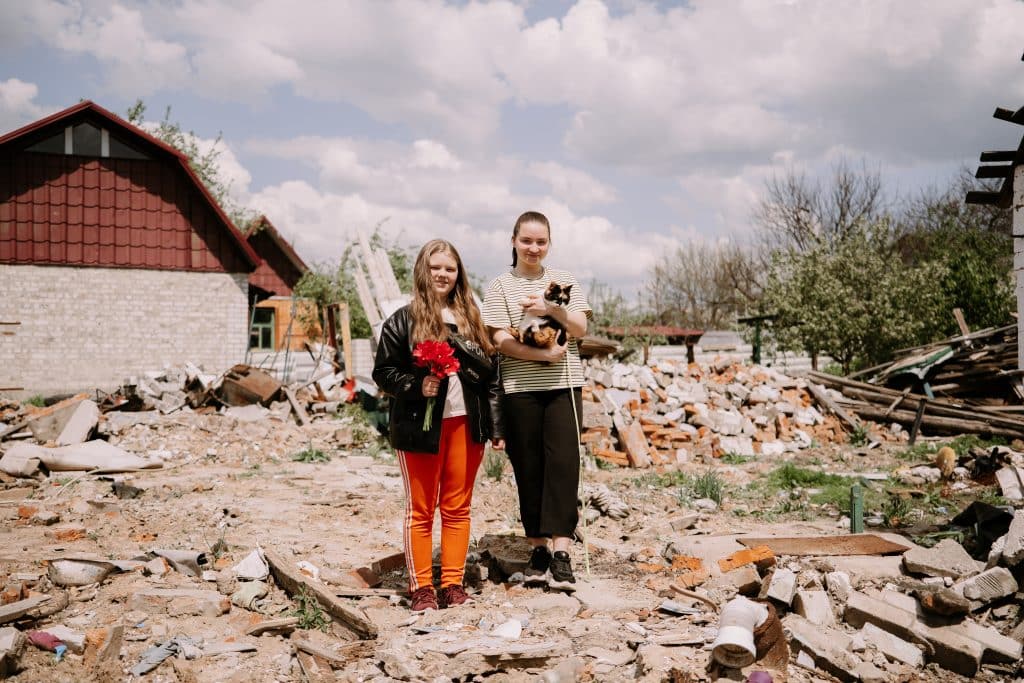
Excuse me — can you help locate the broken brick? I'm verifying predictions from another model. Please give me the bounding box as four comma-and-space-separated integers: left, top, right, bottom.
718, 545, 775, 573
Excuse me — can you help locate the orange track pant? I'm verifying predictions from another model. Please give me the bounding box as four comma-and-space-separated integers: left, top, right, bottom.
397, 415, 484, 591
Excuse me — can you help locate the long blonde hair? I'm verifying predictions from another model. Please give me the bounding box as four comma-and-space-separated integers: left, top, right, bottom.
410, 239, 493, 353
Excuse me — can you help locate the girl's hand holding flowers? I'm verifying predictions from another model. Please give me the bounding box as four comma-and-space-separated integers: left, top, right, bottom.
412, 340, 460, 431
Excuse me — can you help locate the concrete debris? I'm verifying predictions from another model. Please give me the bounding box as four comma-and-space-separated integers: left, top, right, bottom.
901, 538, 984, 579
231, 547, 270, 581
0, 627, 25, 678
1, 440, 161, 476
792, 589, 835, 627
952, 566, 1018, 609
1000, 509, 1024, 566
860, 621, 923, 667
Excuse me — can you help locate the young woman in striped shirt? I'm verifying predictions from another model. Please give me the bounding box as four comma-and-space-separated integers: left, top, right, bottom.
481, 211, 592, 591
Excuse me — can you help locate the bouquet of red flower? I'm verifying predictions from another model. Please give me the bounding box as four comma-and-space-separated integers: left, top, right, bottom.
412, 340, 460, 431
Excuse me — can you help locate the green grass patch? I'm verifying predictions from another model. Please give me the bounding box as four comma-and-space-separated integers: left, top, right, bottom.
23, 394, 45, 407
631, 469, 726, 505
292, 445, 330, 463
290, 586, 330, 632
482, 446, 505, 480
765, 462, 847, 490
744, 463, 888, 516
898, 434, 1009, 462
720, 453, 753, 465
947, 434, 1007, 456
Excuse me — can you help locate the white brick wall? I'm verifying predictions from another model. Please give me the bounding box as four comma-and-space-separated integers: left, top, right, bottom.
0, 264, 249, 397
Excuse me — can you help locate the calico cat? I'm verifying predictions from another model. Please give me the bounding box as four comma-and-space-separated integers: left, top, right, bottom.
511, 282, 572, 348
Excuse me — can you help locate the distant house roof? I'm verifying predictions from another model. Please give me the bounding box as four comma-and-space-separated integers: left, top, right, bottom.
0, 100, 259, 272
245, 215, 308, 296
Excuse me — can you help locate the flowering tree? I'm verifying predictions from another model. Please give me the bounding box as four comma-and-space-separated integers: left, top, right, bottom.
762, 219, 948, 374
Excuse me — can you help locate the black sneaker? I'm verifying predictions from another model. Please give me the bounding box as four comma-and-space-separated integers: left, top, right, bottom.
523, 545, 551, 586
548, 551, 576, 592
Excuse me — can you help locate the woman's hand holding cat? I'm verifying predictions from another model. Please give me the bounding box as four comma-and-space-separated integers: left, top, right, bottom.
520, 294, 544, 314
538, 340, 568, 363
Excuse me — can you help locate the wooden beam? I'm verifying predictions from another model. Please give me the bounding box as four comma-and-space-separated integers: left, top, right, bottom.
980, 151, 1018, 163
283, 387, 310, 426
337, 302, 353, 378
965, 190, 1003, 206
994, 106, 1024, 125
952, 308, 971, 337
805, 381, 861, 432
264, 549, 378, 640
976, 164, 1014, 179
0, 595, 50, 624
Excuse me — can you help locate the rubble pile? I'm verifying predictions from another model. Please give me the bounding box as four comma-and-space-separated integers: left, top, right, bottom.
580, 356, 896, 468
1, 353, 1023, 681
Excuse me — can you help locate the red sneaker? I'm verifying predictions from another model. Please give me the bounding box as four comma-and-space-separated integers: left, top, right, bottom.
409, 586, 438, 612
438, 585, 473, 608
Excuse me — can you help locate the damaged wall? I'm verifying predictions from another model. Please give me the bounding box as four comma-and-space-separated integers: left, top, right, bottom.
0, 265, 249, 396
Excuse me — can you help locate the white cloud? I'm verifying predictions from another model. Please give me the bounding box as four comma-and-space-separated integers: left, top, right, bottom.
0, 79, 50, 134
10, 0, 1024, 168
6, 0, 1024, 297
13, 2, 191, 96
240, 136, 660, 290
528, 161, 616, 207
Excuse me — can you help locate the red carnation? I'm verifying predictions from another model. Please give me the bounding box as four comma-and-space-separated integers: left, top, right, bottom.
412, 341, 460, 431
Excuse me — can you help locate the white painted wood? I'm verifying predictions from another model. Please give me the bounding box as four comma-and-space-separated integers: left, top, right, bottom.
1015, 165, 1024, 370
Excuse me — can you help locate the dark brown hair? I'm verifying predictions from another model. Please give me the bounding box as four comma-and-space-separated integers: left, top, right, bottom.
510, 210, 551, 267
410, 239, 492, 352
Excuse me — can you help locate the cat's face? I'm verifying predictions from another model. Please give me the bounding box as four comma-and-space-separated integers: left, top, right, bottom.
543, 282, 572, 306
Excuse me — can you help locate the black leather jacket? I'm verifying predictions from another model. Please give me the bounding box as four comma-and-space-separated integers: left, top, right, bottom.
372, 306, 504, 454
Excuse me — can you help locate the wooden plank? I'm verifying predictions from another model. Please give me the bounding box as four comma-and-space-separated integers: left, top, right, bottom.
352, 266, 380, 328
882, 387, 913, 418
805, 381, 861, 431
337, 302, 353, 379
293, 637, 375, 666
295, 650, 334, 682
0, 594, 50, 624
245, 616, 300, 636
952, 308, 971, 337
283, 387, 311, 426
736, 534, 909, 556
264, 549, 377, 640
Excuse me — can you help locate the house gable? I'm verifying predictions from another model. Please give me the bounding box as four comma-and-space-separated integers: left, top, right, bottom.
245, 215, 308, 296
0, 101, 259, 273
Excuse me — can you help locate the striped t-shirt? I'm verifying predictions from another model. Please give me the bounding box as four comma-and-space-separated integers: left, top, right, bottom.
482, 268, 592, 394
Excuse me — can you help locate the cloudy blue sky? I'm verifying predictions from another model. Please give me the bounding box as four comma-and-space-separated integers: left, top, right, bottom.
2, 0, 1023, 296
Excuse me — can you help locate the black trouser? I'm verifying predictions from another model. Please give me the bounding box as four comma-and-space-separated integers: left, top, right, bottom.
503, 388, 582, 538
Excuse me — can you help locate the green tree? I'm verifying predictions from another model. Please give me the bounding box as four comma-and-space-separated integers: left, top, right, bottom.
762, 219, 948, 374
898, 174, 1013, 334
126, 99, 256, 229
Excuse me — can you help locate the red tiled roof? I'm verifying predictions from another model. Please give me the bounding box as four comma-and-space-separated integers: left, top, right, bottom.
0, 100, 259, 271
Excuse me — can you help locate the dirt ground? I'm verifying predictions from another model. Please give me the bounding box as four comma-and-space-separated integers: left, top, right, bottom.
0, 408, 1019, 682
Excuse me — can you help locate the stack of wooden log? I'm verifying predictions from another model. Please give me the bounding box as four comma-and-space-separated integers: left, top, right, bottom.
804, 323, 1024, 441
855, 324, 1021, 404
808, 369, 1024, 441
